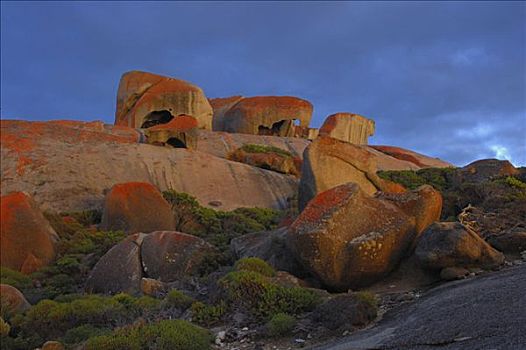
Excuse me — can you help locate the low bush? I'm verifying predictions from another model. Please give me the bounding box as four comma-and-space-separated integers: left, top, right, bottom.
165, 289, 194, 310
0, 317, 10, 337
0, 267, 32, 291
234, 257, 275, 277
354, 291, 378, 309
84, 319, 212, 350
240, 144, 293, 158
266, 313, 296, 337
191, 301, 226, 327
219, 270, 320, 319
63, 324, 110, 345
162, 190, 283, 257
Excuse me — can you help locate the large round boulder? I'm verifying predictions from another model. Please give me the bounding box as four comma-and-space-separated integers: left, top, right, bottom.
288, 183, 417, 291
141, 231, 215, 282
222, 96, 313, 136
100, 182, 175, 234
453, 158, 518, 184
85, 233, 145, 295
298, 136, 405, 211
0, 284, 31, 317
0, 192, 58, 274
114, 70, 213, 130
415, 222, 504, 271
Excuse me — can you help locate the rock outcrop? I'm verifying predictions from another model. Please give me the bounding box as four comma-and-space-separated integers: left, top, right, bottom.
415, 222, 504, 272
298, 136, 405, 211
289, 183, 439, 290
222, 96, 313, 136
85, 233, 145, 294
319, 113, 375, 145
209, 95, 244, 131
371, 145, 454, 169
0, 284, 31, 316
144, 114, 199, 149
100, 182, 175, 234
86, 231, 213, 294
228, 147, 300, 176
1, 120, 298, 212
114, 70, 213, 130
453, 158, 519, 184
141, 231, 215, 282
0, 192, 58, 274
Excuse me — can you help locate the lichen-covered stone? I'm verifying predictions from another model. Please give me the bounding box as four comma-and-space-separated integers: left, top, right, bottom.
114, 70, 213, 130
0, 192, 58, 274
144, 115, 199, 149
222, 96, 313, 136
319, 113, 375, 144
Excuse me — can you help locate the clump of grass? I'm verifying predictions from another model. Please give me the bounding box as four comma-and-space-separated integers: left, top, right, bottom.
84, 319, 212, 350
354, 291, 378, 309
165, 289, 194, 310
234, 257, 275, 277
191, 301, 226, 327
240, 144, 293, 158
266, 313, 296, 337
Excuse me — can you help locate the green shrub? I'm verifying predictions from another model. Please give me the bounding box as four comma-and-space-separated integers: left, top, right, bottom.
234, 257, 275, 277
266, 313, 296, 337
162, 190, 283, 257
497, 176, 526, 190
191, 301, 226, 327
63, 324, 109, 345
219, 271, 320, 318
84, 319, 212, 350
377, 167, 455, 192
354, 291, 378, 310
0, 317, 10, 337
0, 267, 32, 291
165, 289, 194, 310
12, 295, 134, 341
240, 144, 292, 158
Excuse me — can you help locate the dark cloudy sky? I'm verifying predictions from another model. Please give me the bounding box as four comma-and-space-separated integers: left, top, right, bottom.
1, 1, 525, 166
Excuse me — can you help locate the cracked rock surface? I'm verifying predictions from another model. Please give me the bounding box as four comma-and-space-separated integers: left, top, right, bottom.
312, 264, 526, 350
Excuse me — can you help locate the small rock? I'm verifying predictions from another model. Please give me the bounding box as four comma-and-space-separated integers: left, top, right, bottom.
294, 338, 306, 344
242, 327, 249, 331
215, 330, 226, 345
41, 341, 65, 350
440, 267, 469, 281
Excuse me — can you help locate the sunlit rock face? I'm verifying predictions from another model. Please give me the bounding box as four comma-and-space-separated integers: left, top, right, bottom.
220, 96, 313, 137
114, 70, 213, 130
144, 114, 199, 149
0, 191, 58, 274
289, 183, 442, 291
298, 136, 406, 211
319, 113, 375, 145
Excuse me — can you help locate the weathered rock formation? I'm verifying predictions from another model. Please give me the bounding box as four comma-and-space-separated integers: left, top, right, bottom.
222, 96, 313, 136
86, 231, 213, 294
144, 115, 199, 149
298, 136, 405, 211
209, 95, 244, 131
228, 147, 301, 176
415, 222, 504, 272
288, 183, 441, 290
319, 113, 375, 145
371, 145, 454, 169
0, 192, 58, 274
100, 182, 175, 234
141, 231, 215, 282
114, 70, 213, 130
85, 233, 145, 294
1, 120, 298, 212
453, 158, 519, 184
0, 284, 31, 317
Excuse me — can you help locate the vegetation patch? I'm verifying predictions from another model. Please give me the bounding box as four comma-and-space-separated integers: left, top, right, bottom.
191, 301, 226, 327
266, 313, 296, 337
219, 270, 321, 319
165, 289, 195, 310
84, 319, 212, 350
240, 144, 293, 158
234, 257, 276, 277
378, 167, 456, 192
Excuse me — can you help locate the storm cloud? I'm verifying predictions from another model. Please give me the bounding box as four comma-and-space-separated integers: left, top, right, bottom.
1, 1, 525, 166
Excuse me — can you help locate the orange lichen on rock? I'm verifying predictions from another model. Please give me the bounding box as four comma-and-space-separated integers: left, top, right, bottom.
371, 145, 427, 167
148, 115, 198, 132
100, 182, 175, 234
0, 192, 58, 274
